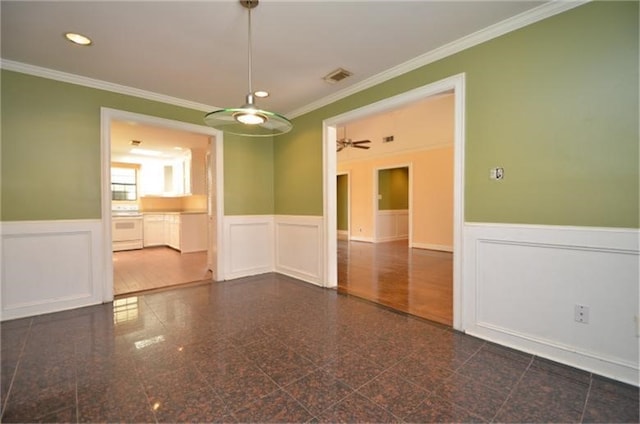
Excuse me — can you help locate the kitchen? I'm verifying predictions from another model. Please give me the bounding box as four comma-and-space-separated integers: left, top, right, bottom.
110, 119, 213, 295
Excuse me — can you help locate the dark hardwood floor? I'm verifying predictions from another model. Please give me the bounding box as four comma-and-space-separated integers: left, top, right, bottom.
337, 239, 453, 326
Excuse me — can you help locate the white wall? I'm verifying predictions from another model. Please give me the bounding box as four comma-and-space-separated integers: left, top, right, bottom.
1, 220, 105, 321
222, 215, 325, 286
463, 223, 639, 385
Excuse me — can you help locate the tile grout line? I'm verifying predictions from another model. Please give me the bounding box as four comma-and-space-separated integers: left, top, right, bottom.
0, 318, 33, 420
489, 354, 535, 423
578, 374, 594, 423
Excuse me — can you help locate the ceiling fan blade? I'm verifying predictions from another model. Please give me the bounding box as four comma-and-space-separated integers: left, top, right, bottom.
351, 140, 371, 145
353, 145, 370, 149
337, 146, 344, 152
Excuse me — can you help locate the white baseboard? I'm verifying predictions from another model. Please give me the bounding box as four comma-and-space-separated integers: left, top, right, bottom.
337, 230, 349, 240
412, 242, 453, 252
463, 222, 639, 386
1, 220, 105, 321
349, 236, 375, 243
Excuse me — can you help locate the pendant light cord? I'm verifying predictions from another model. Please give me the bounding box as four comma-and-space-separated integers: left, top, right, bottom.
247, 3, 253, 97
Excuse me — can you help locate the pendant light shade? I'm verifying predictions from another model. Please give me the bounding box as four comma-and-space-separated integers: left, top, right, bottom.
204, 0, 292, 137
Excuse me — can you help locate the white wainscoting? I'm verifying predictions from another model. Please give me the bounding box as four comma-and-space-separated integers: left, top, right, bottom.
223, 215, 274, 280
376, 209, 409, 242
1, 220, 105, 321
463, 223, 640, 385
274, 215, 324, 286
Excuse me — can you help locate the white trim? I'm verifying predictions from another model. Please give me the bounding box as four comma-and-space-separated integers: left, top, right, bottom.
1, 60, 216, 112
349, 236, 375, 244
323, 73, 466, 330
463, 223, 639, 385
337, 230, 349, 241
100, 108, 225, 301
1, 220, 105, 321
287, 1, 588, 118
412, 243, 453, 252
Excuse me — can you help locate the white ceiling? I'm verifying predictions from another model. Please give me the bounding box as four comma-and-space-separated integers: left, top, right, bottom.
1, 0, 548, 118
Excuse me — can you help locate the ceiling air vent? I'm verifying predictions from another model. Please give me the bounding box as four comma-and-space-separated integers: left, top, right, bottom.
130, 140, 142, 146
323, 68, 353, 84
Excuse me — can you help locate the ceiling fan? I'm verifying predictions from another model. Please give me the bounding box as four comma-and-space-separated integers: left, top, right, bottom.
336, 128, 371, 152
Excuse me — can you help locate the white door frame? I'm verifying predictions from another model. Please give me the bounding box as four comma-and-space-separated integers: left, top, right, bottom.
323, 73, 466, 330
100, 108, 225, 301
374, 164, 412, 245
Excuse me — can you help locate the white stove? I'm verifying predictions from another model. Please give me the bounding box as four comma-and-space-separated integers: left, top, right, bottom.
112, 205, 143, 251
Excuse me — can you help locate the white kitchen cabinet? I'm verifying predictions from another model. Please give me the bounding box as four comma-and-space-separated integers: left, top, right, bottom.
143, 214, 165, 247
189, 148, 207, 195
142, 212, 206, 252
167, 214, 180, 250
180, 213, 207, 253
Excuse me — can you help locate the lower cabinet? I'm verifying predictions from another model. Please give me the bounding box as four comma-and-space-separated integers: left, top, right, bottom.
167, 214, 180, 250
180, 214, 208, 253
143, 213, 207, 253
143, 214, 165, 247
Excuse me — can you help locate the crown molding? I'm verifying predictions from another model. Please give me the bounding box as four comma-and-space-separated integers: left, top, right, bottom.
0, 59, 217, 113
1, 1, 588, 119
286, 0, 589, 119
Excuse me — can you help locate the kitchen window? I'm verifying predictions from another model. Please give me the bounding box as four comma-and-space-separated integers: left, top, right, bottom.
111, 167, 137, 200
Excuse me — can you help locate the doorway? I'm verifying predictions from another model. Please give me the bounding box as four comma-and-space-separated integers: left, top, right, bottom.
324, 73, 465, 330
375, 166, 410, 244
337, 173, 350, 241
100, 108, 224, 302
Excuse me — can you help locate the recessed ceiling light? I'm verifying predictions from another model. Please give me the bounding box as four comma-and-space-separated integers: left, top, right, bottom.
64, 32, 92, 46
254, 90, 269, 98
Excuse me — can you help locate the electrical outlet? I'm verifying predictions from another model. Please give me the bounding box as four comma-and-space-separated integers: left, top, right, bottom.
489, 167, 504, 180
575, 304, 589, 324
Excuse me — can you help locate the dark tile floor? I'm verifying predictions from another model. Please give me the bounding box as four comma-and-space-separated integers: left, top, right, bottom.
1, 273, 638, 423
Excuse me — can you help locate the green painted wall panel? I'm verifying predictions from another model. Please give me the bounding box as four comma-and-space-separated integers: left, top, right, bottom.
223, 134, 274, 215
1, 70, 272, 220
378, 168, 409, 210
337, 174, 348, 231
273, 113, 323, 215
274, 1, 639, 228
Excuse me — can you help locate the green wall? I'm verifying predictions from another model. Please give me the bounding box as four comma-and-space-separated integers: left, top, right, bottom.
3, 2, 638, 227
378, 167, 409, 211
274, 1, 639, 228
223, 134, 274, 215
337, 174, 348, 231
1, 70, 274, 220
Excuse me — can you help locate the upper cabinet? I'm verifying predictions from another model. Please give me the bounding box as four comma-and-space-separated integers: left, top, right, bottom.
138, 148, 206, 197
189, 148, 207, 195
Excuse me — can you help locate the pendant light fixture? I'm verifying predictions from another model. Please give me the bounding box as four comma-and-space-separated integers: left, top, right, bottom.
204, 0, 293, 137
